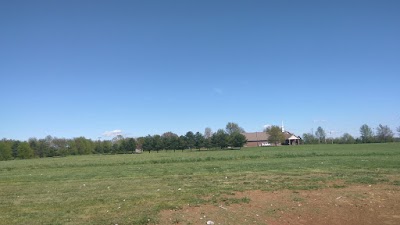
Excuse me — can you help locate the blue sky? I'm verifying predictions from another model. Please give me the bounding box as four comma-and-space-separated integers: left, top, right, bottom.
1, 0, 399, 140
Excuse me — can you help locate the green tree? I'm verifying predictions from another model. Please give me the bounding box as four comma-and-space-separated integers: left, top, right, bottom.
360, 124, 374, 143
37, 139, 51, 157
266, 125, 285, 146
44, 135, 57, 157
17, 142, 34, 159
122, 138, 137, 154
142, 135, 154, 153
111, 142, 119, 154
168, 135, 180, 152
315, 126, 326, 144
185, 131, 195, 150
118, 139, 127, 154
339, 133, 355, 144
74, 137, 94, 155
52, 137, 69, 156
0, 141, 12, 160
111, 135, 124, 154
225, 122, 245, 135
94, 140, 103, 154
11, 141, 20, 158
302, 133, 318, 144
162, 132, 179, 151
376, 124, 394, 143
136, 137, 145, 151
194, 132, 205, 150
178, 135, 187, 151
203, 138, 212, 149
211, 129, 229, 149
67, 139, 78, 155
153, 135, 163, 152
228, 132, 247, 148
102, 140, 112, 154
28, 138, 40, 157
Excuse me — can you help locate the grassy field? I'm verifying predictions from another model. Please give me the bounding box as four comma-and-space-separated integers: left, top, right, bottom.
1, 143, 400, 224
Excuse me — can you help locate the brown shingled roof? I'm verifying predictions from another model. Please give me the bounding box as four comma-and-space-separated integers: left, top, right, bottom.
242, 132, 269, 142
243, 131, 300, 142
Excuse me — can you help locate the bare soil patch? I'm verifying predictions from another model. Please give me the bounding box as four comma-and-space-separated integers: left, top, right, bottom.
158, 184, 400, 225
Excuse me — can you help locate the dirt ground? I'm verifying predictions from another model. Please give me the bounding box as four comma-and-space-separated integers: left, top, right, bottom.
158, 184, 400, 225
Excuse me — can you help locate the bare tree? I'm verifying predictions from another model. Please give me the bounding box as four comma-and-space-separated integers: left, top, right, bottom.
315, 126, 326, 144
360, 124, 374, 143
376, 124, 394, 142
204, 127, 212, 139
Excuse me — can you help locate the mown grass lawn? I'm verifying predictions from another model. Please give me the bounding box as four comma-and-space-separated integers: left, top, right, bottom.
1, 143, 399, 224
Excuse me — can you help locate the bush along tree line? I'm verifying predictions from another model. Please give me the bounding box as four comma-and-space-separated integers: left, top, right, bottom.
302, 124, 399, 144
0, 122, 247, 161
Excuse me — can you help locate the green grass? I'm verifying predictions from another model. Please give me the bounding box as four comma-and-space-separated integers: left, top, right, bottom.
1, 143, 399, 224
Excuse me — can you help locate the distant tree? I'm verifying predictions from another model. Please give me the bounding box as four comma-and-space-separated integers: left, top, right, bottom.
17, 142, 34, 159
74, 137, 94, 155
162, 132, 179, 150
112, 135, 124, 143
168, 135, 179, 151
37, 139, 51, 157
315, 126, 326, 144
11, 141, 20, 158
204, 127, 212, 139
119, 139, 127, 154
113, 138, 127, 154
142, 135, 154, 153
225, 122, 245, 135
102, 140, 112, 154
28, 138, 40, 157
203, 127, 213, 149
94, 140, 104, 154
330, 137, 340, 144
153, 135, 163, 152
266, 125, 285, 146
124, 138, 137, 154
397, 126, 400, 137
112, 142, 119, 154
44, 135, 57, 157
339, 133, 355, 144
136, 137, 145, 150
375, 124, 394, 142
0, 141, 12, 161
178, 135, 187, 151
120, 138, 136, 154
360, 124, 374, 143
203, 138, 212, 149
211, 129, 229, 149
302, 133, 318, 144
185, 131, 195, 149
228, 132, 247, 148
52, 137, 69, 156
194, 132, 205, 150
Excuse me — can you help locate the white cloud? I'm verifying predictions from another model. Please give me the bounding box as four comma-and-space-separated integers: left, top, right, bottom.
102, 129, 123, 137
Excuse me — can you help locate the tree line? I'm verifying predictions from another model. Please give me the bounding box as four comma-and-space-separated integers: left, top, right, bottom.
302, 124, 399, 144
0, 122, 247, 161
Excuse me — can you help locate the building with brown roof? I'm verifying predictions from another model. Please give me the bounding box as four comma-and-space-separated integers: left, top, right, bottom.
242, 131, 301, 147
